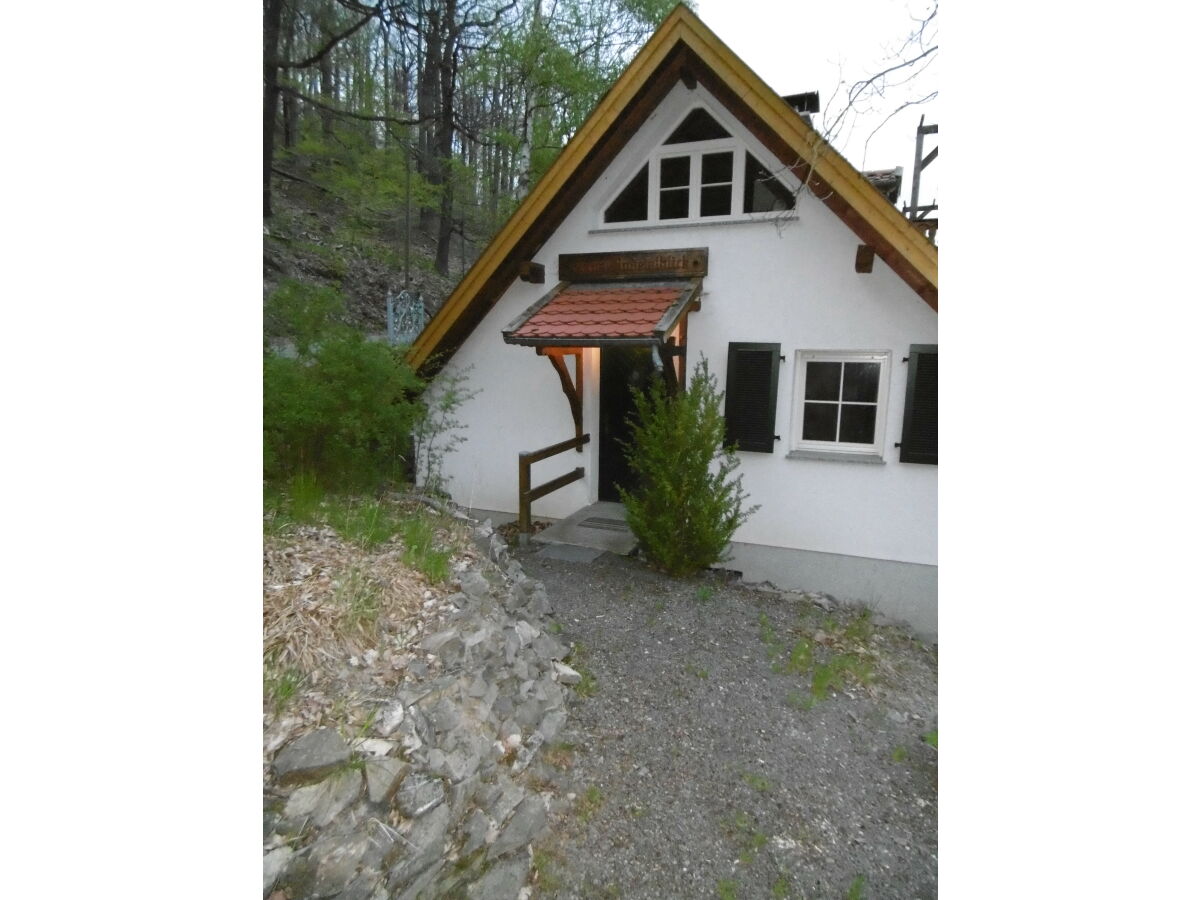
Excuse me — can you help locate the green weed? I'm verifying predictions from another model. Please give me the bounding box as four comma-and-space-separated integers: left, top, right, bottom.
287, 470, 325, 522
741, 771, 771, 793
566, 644, 598, 697
696, 585, 715, 603
772, 639, 814, 676
575, 669, 599, 698
327, 499, 399, 548
846, 874, 867, 900
738, 829, 768, 864
577, 785, 604, 823
843, 610, 874, 644
400, 515, 451, 583
717, 879, 738, 900
724, 811, 768, 864
758, 612, 778, 647
531, 847, 563, 893
685, 662, 710, 679
891, 746, 909, 763
265, 666, 305, 714
771, 875, 792, 898
811, 653, 874, 701
334, 568, 381, 633
922, 729, 938, 749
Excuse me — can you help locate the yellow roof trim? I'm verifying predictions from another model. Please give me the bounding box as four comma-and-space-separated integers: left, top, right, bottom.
408, 4, 936, 373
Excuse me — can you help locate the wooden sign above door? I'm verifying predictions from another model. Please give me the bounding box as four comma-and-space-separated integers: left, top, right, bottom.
559, 248, 708, 282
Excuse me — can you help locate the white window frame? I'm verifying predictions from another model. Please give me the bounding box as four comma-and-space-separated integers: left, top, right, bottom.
597, 102, 802, 229
651, 139, 742, 222
788, 350, 891, 462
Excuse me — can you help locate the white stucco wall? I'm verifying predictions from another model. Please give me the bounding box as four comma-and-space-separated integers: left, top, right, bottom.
432, 82, 937, 567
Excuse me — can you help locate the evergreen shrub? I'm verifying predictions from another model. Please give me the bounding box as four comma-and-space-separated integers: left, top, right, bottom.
618, 357, 758, 577
263, 281, 424, 490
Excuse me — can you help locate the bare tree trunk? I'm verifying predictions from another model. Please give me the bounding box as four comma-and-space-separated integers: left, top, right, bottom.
263, 0, 285, 217
319, 51, 335, 137
417, 8, 442, 230
433, 5, 458, 275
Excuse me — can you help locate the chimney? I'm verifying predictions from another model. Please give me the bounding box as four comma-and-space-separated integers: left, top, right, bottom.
782, 91, 820, 124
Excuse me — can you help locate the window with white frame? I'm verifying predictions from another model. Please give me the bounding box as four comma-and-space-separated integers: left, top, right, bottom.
790, 351, 890, 458
602, 105, 795, 226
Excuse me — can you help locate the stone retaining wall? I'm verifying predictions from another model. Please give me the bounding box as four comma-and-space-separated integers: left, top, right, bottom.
264, 521, 577, 899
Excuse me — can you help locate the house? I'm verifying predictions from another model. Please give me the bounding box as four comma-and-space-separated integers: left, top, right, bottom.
407, 5, 938, 639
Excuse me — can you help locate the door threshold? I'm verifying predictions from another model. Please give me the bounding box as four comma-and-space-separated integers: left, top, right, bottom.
532, 501, 637, 555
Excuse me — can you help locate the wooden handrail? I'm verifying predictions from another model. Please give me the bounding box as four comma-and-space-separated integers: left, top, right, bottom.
519, 433, 591, 533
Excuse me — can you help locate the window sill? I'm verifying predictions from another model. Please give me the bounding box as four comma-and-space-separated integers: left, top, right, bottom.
786, 449, 885, 464
590, 213, 798, 235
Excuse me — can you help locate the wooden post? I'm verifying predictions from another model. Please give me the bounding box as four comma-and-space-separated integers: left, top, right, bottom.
517, 433, 591, 535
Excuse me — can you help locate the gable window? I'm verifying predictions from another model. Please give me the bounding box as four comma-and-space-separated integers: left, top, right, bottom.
658, 150, 735, 219
601, 105, 797, 227
788, 350, 890, 461
605, 163, 649, 223
744, 153, 796, 213
665, 108, 731, 143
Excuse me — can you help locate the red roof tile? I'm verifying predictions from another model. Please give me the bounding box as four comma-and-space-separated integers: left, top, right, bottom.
511, 284, 690, 341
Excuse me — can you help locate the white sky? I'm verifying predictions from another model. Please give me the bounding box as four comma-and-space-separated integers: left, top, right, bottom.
693, 0, 940, 211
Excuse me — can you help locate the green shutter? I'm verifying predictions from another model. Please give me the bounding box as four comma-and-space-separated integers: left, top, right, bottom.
899, 344, 937, 464
724, 342, 780, 452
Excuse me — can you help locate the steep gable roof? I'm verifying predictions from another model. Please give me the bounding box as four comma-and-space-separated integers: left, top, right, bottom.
408, 4, 937, 376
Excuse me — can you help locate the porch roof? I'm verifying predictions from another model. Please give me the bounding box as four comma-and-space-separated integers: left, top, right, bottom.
502, 279, 702, 347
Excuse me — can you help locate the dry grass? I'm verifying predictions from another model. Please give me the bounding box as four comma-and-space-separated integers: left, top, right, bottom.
262, 499, 477, 737
263, 525, 427, 673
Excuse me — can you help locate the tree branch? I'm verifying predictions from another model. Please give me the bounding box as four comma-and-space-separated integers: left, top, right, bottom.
278, 84, 428, 127
861, 91, 939, 164
273, 4, 380, 70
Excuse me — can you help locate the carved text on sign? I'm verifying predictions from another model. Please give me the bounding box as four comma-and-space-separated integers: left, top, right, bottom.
559, 248, 708, 281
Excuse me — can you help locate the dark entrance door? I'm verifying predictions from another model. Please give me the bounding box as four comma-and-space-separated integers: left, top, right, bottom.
598, 345, 658, 502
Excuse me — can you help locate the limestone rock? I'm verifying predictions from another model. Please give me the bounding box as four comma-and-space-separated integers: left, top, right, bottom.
395, 773, 445, 818
309, 831, 372, 898
262, 846, 293, 896
283, 768, 362, 828
552, 662, 582, 685
459, 570, 490, 600
388, 802, 450, 893
467, 852, 531, 899
539, 709, 568, 743
488, 795, 548, 859
512, 731, 545, 773
273, 728, 350, 784
376, 700, 406, 737
460, 808, 494, 857
365, 757, 408, 804
353, 738, 398, 758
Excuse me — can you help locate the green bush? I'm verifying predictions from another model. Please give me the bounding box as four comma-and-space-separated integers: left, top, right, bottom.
618, 357, 757, 576
263, 281, 424, 490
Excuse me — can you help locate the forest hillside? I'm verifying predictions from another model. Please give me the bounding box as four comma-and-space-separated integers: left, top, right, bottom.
263, 0, 685, 335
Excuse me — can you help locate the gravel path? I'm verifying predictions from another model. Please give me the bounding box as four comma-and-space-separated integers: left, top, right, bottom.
514, 547, 937, 900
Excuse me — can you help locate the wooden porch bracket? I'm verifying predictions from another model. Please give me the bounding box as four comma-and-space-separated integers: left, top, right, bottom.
537, 347, 584, 446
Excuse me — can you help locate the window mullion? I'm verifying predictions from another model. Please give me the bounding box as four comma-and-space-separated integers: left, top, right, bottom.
835, 362, 845, 443
733, 148, 745, 215
689, 153, 700, 219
